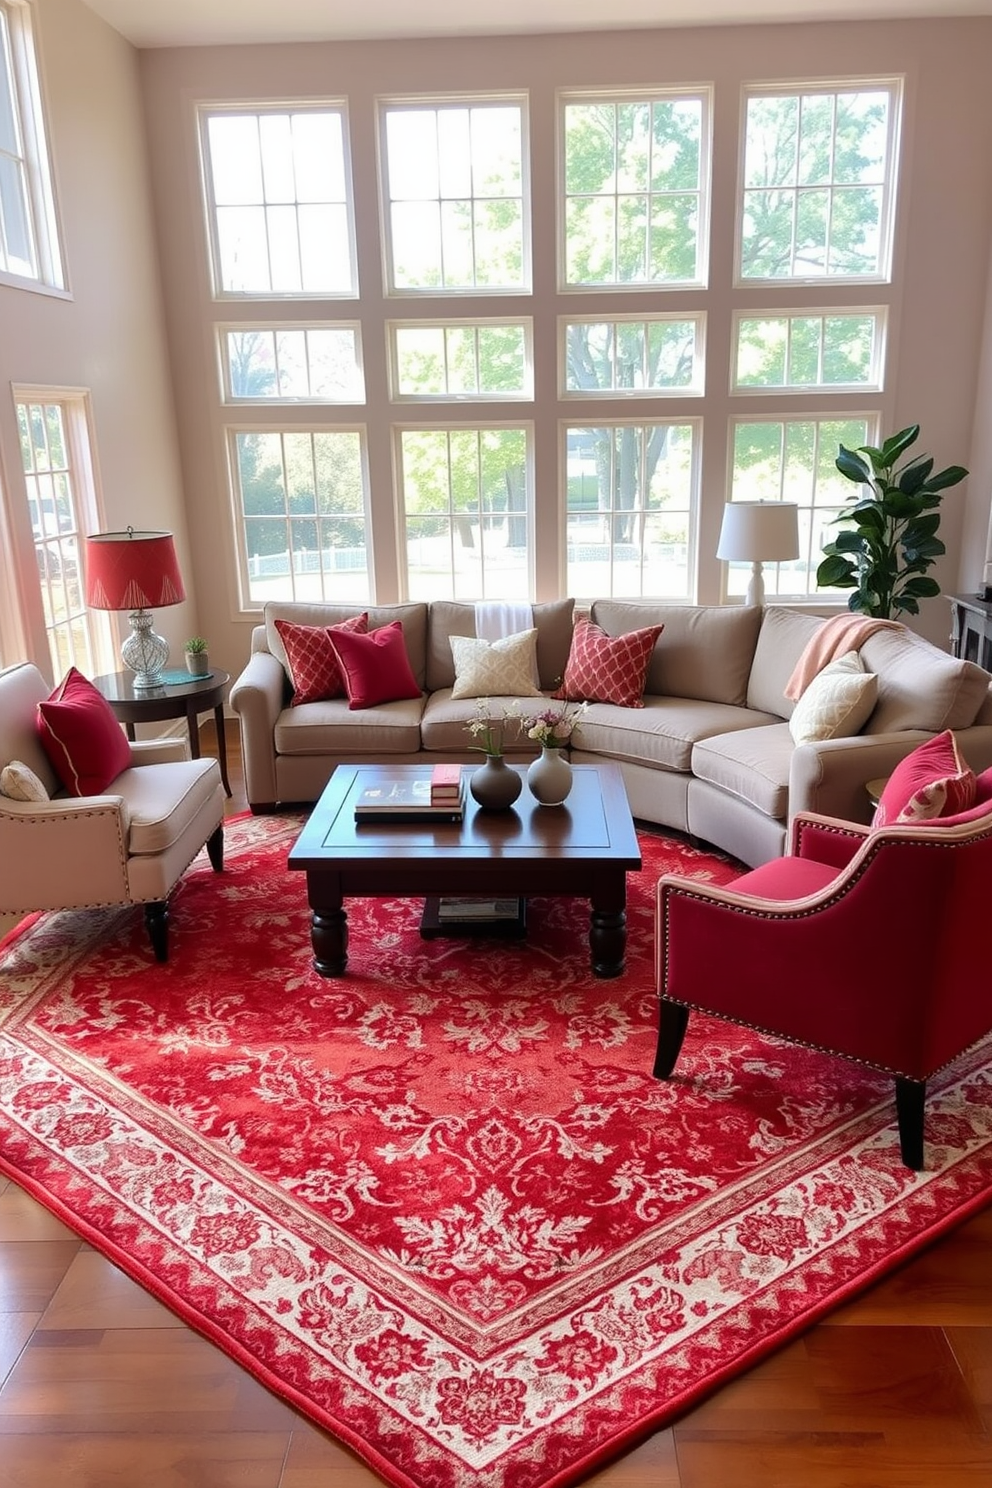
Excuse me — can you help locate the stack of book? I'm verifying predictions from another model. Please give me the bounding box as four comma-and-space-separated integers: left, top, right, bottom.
354, 769, 465, 823
430, 764, 462, 808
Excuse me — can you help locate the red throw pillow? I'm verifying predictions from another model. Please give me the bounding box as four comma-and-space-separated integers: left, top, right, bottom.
553, 619, 664, 709
36, 667, 132, 796
872, 730, 978, 827
327, 620, 422, 710
274, 613, 369, 704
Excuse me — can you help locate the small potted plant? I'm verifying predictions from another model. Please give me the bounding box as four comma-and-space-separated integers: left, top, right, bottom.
184, 637, 210, 676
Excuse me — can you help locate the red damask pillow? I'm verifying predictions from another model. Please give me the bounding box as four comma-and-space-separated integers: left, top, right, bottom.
553, 620, 664, 709
274, 613, 368, 705
872, 730, 978, 827
327, 620, 422, 710
36, 667, 132, 796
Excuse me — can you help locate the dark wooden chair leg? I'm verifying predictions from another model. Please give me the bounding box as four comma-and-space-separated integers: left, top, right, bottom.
895, 1076, 926, 1170
653, 1001, 690, 1079
206, 824, 224, 873
144, 901, 169, 962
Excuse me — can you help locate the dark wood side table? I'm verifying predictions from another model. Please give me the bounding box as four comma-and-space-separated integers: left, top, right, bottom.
91, 669, 232, 797
949, 593, 992, 672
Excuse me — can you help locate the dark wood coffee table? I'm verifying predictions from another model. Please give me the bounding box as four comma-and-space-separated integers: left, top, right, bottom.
288, 762, 641, 979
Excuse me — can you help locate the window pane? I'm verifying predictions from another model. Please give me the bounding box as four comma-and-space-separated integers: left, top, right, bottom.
233, 430, 370, 602
222, 327, 364, 402
562, 92, 707, 288
203, 108, 354, 296
391, 322, 531, 399
399, 427, 530, 600
383, 101, 526, 293
563, 316, 703, 395
728, 415, 872, 598
740, 85, 898, 281
565, 423, 695, 599
733, 311, 882, 390
0, 3, 61, 286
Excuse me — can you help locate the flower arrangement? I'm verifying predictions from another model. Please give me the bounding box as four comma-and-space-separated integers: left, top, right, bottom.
465, 698, 523, 758
524, 699, 588, 749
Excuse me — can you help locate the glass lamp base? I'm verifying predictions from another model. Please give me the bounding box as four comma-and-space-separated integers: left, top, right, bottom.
121, 608, 170, 688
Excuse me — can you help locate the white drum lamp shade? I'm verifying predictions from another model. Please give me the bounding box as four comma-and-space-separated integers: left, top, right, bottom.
717, 502, 800, 607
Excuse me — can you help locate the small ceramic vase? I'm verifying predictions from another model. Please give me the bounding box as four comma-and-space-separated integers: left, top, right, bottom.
469, 755, 522, 812
527, 745, 573, 806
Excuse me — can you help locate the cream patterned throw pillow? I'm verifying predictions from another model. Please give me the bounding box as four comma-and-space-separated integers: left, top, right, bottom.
449, 630, 543, 700
0, 759, 50, 802
788, 650, 879, 746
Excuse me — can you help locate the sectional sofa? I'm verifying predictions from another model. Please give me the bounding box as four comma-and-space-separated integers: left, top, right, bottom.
229, 597, 992, 867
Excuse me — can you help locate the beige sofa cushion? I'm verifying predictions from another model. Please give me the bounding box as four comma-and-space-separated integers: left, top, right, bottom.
691, 723, 795, 820
860, 627, 991, 733
425, 600, 574, 693
420, 691, 543, 754
746, 606, 825, 718
569, 696, 782, 773
590, 600, 762, 706
263, 601, 429, 689
273, 696, 425, 756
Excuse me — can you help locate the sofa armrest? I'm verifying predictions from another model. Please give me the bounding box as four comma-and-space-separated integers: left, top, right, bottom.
0, 795, 130, 911
229, 649, 285, 807
128, 737, 189, 765
789, 730, 934, 827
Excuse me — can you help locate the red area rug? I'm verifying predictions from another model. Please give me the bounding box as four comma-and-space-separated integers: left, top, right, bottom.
2, 814, 992, 1488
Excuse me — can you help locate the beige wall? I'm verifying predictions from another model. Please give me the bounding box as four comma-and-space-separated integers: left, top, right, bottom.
0, 0, 193, 674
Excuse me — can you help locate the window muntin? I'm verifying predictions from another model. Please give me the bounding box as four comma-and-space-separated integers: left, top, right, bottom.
728, 415, 873, 599
16, 397, 105, 679
398, 426, 530, 600
231, 428, 371, 603
562, 315, 704, 397
732, 310, 883, 391
564, 422, 697, 600
389, 321, 531, 400
381, 101, 527, 294
561, 92, 709, 290
201, 107, 355, 297
739, 84, 900, 283
220, 326, 365, 402
0, 1, 63, 290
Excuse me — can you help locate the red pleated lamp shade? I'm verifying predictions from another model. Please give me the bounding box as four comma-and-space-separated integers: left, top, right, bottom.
85, 529, 186, 611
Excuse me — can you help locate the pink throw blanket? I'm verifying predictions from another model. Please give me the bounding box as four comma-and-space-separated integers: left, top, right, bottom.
784, 613, 904, 700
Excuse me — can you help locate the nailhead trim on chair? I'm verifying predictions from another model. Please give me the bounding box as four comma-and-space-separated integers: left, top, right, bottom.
2, 803, 130, 911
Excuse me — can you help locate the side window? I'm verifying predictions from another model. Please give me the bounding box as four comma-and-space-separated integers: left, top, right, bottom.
0, 0, 63, 290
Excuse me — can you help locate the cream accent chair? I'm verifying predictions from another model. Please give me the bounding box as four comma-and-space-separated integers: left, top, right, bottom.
0, 662, 225, 961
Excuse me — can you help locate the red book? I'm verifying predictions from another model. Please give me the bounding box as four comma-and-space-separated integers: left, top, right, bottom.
430, 763, 462, 803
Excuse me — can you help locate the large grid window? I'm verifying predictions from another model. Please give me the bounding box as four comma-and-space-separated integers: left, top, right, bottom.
739, 83, 900, 282
220, 326, 364, 402
16, 396, 107, 680
381, 102, 527, 293
564, 422, 697, 600
728, 415, 873, 598
231, 428, 371, 603
0, 0, 62, 289
398, 426, 530, 601
561, 92, 709, 289
201, 107, 355, 297
732, 310, 883, 391
389, 321, 532, 400
562, 315, 704, 396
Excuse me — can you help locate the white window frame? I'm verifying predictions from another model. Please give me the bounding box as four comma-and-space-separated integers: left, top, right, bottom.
730, 306, 886, 394
735, 78, 903, 288
0, 0, 64, 292
378, 94, 532, 298
557, 87, 713, 295
559, 312, 706, 399
387, 318, 534, 402
197, 101, 358, 302
217, 321, 366, 404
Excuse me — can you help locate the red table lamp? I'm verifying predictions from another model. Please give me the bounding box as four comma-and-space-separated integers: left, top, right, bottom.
85, 528, 186, 688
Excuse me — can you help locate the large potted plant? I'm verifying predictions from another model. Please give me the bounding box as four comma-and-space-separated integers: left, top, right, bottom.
816, 425, 968, 619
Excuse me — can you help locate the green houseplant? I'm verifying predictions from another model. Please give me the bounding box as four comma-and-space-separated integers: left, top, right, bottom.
816, 425, 968, 619
184, 636, 210, 676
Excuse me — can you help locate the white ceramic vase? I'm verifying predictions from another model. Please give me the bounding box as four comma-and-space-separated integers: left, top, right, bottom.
527, 746, 573, 806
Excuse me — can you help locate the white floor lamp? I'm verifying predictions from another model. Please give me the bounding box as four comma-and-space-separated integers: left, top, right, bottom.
717, 501, 800, 606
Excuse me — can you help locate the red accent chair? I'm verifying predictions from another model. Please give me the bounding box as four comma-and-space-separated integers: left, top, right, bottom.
654, 804, 992, 1169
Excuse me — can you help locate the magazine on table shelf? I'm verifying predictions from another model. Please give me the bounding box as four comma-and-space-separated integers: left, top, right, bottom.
354, 776, 465, 822
436, 897, 523, 922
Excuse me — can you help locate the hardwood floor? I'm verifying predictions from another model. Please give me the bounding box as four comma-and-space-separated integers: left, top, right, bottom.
1, 722, 990, 1486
